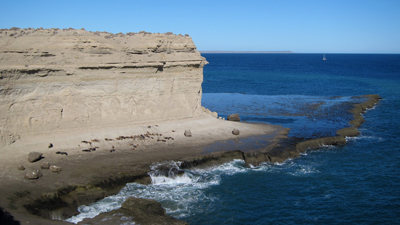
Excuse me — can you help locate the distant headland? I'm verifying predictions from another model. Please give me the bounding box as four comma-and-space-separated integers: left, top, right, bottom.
200, 51, 293, 53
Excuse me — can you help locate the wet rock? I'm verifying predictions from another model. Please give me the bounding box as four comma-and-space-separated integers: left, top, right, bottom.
181, 151, 245, 169
184, 129, 192, 137
149, 161, 185, 178
24, 171, 39, 180
17, 165, 25, 170
121, 197, 187, 225
244, 152, 272, 167
49, 165, 61, 172
337, 127, 360, 137
349, 113, 365, 128
40, 162, 50, 169
296, 136, 346, 153
232, 128, 240, 135
78, 197, 187, 225
28, 152, 43, 163
227, 113, 240, 121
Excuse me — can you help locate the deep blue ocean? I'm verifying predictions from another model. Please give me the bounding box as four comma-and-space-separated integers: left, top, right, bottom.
68, 54, 400, 224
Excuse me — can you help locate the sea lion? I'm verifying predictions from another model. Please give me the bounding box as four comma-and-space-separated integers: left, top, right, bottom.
56, 151, 68, 156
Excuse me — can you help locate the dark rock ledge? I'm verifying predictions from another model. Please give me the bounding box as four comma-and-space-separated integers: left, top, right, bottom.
245, 94, 382, 166
15, 94, 380, 225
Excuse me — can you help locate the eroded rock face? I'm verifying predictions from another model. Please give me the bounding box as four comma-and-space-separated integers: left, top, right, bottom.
0, 28, 208, 146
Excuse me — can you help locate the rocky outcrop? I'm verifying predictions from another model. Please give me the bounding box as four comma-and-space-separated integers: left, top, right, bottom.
78, 197, 187, 225
292, 94, 381, 157
0, 28, 208, 147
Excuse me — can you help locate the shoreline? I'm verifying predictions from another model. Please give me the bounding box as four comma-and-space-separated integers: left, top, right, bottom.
0, 95, 381, 225
0, 114, 288, 224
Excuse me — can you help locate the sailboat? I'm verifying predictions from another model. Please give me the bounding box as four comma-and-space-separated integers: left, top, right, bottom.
323, 54, 327, 61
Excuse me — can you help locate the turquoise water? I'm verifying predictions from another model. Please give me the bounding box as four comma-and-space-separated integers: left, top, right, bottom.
68, 54, 400, 224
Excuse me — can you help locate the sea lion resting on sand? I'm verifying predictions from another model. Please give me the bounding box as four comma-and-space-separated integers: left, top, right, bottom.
56, 151, 68, 156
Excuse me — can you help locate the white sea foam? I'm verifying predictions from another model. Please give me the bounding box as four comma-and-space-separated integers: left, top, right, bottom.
249, 158, 320, 177
346, 134, 384, 143
66, 158, 324, 223
150, 173, 194, 185
66, 160, 249, 223
288, 165, 320, 176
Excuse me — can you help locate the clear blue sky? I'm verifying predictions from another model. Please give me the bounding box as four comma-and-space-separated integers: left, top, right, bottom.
1, 0, 399, 53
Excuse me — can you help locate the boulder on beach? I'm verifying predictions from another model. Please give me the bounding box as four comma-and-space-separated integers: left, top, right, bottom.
40, 162, 50, 169
28, 152, 43, 163
184, 129, 192, 137
227, 114, 240, 121
24, 171, 39, 180
17, 165, 25, 170
232, 128, 240, 135
49, 165, 61, 172
36, 170, 43, 177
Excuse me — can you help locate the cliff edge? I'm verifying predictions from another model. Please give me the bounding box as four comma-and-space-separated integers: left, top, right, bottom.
0, 28, 208, 146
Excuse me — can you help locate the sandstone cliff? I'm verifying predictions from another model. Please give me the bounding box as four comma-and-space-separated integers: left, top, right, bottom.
0, 28, 208, 146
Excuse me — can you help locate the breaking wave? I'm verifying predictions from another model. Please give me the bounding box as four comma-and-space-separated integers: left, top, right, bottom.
66, 158, 323, 224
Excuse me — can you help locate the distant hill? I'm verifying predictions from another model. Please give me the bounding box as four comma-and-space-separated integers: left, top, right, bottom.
200, 51, 293, 53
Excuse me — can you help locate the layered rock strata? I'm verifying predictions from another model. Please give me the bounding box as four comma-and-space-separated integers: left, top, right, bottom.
0, 28, 207, 146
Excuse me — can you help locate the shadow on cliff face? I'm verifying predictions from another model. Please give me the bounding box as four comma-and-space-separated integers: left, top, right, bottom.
0, 207, 20, 225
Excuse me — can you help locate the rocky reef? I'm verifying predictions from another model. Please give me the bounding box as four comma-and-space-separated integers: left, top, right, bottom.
0, 28, 207, 146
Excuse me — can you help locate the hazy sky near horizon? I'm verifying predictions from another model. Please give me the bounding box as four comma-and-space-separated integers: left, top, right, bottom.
1, 0, 399, 53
